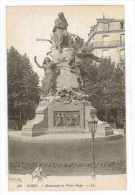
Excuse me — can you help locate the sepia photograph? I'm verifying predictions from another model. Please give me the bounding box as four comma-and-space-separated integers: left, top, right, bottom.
6, 5, 126, 191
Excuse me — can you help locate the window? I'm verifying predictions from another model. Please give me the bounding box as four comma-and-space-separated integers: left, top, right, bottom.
103, 23, 109, 32
102, 49, 110, 58
120, 49, 125, 61
120, 21, 124, 30
120, 34, 125, 46
102, 35, 110, 47
97, 23, 104, 31
109, 21, 121, 31
97, 22, 109, 32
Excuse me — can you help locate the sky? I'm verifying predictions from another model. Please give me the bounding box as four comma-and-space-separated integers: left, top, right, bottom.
7, 5, 124, 80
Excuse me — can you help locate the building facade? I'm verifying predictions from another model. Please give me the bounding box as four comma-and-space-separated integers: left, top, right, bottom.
87, 17, 125, 68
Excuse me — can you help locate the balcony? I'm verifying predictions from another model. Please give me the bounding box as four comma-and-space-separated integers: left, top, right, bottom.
89, 40, 125, 49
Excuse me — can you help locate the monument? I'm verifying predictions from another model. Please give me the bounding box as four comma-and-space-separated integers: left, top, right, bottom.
22, 12, 113, 136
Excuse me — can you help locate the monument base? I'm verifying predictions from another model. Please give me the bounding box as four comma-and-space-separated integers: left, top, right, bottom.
22, 97, 113, 137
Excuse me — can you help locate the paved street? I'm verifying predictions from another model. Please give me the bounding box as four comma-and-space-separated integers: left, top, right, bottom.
9, 134, 126, 176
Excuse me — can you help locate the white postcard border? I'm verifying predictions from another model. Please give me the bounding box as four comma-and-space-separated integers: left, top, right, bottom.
0, 0, 135, 194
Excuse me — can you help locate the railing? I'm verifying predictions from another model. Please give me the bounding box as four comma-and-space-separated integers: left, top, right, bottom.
90, 40, 125, 49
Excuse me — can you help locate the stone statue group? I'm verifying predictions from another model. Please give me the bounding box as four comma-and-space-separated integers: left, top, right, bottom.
34, 12, 84, 97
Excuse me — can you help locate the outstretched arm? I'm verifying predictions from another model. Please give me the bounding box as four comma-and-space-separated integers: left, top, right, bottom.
34, 56, 43, 69
36, 39, 52, 44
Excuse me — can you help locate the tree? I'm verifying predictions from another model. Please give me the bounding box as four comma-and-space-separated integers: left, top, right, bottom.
8, 47, 40, 130
79, 55, 125, 128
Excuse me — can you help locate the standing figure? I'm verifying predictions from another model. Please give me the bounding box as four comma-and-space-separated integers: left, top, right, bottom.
34, 56, 59, 96
51, 12, 69, 52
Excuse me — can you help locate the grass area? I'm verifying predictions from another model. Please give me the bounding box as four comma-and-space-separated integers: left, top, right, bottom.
9, 136, 126, 176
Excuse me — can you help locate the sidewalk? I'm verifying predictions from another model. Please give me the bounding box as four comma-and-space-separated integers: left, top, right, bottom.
8, 129, 124, 143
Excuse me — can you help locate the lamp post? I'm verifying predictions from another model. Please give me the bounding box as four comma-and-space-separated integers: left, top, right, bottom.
88, 108, 98, 178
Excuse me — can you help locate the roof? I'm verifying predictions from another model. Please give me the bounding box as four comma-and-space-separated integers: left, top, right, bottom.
96, 18, 124, 23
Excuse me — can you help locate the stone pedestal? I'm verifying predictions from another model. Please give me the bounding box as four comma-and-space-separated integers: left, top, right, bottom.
22, 98, 95, 136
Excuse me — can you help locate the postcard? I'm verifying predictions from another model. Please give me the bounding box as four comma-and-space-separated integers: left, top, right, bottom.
1, 2, 131, 192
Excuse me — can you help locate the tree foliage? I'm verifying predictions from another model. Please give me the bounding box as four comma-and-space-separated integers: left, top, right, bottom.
80, 57, 125, 128
8, 47, 40, 130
